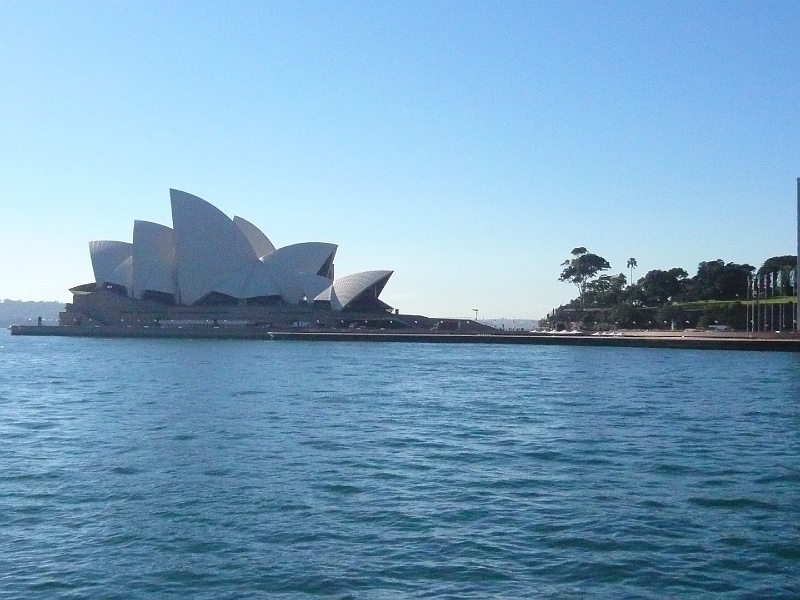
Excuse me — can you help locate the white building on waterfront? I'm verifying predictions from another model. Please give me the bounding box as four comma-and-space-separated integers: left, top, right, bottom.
86, 189, 393, 312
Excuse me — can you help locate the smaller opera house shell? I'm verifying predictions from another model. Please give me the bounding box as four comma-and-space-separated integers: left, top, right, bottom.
64, 190, 396, 327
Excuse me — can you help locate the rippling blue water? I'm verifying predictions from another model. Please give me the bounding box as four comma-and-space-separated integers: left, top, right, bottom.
1, 330, 799, 598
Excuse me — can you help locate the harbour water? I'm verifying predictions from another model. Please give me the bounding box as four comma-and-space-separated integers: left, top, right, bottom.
1, 330, 798, 598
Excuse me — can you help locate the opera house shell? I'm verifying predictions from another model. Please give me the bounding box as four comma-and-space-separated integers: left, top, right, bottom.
64, 189, 396, 327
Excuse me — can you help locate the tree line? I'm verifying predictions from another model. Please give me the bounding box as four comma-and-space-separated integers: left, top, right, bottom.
543, 249, 797, 330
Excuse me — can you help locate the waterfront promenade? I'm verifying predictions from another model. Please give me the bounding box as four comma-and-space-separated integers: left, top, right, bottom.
10, 325, 800, 352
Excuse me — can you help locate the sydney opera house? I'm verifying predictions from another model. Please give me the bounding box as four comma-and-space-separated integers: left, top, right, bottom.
60, 189, 409, 329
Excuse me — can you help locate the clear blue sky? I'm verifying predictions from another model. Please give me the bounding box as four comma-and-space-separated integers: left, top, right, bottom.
1, 1, 797, 318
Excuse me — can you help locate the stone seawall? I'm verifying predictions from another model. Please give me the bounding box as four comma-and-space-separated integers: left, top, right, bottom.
9, 325, 800, 352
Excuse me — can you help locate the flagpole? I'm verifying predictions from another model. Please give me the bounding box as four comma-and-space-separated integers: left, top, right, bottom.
750, 275, 753, 333
756, 274, 760, 332
779, 271, 784, 331
747, 274, 751, 333
771, 271, 775, 331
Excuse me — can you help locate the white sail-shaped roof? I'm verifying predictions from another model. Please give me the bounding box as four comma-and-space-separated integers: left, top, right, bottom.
107, 256, 134, 293
79, 189, 404, 312
208, 262, 259, 299
260, 242, 337, 277
315, 270, 393, 310
259, 242, 338, 304
239, 261, 281, 298
266, 270, 334, 305
170, 189, 258, 305
234, 216, 275, 259
299, 272, 336, 304
132, 220, 179, 300
89, 240, 133, 287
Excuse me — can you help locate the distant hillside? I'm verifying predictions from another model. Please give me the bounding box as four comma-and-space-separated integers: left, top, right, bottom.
483, 319, 539, 331
0, 300, 65, 328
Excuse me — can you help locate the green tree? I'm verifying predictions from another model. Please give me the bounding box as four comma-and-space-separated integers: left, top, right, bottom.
758, 255, 796, 274
758, 255, 797, 296
686, 260, 754, 301
639, 268, 688, 305
584, 273, 627, 308
559, 248, 611, 308
626, 257, 638, 286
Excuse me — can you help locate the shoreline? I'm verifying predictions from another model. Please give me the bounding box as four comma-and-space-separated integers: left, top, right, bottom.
9, 325, 800, 352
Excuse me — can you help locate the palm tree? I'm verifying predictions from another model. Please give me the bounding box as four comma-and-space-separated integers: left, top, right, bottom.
627, 257, 638, 286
